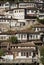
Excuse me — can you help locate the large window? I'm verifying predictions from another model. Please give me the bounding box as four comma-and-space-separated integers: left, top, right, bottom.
24, 34, 26, 38
26, 52, 28, 57
18, 34, 21, 38
21, 34, 23, 39
21, 52, 23, 56
36, 35, 38, 39
21, 52, 31, 57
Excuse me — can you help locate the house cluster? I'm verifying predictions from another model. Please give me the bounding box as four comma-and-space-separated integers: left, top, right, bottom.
0, 0, 44, 64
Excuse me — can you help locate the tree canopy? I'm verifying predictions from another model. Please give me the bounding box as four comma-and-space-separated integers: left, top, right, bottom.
0, 49, 4, 56
40, 46, 44, 65
37, 17, 44, 24
9, 36, 18, 44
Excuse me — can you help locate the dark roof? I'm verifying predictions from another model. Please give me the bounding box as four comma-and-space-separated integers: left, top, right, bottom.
11, 48, 35, 52
0, 14, 5, 16
0, 18, 18, 20
5, 8, 25, 12
34, 40, 43, 44
33, 23, 44, 28
10, 42, 35, 47
0, 29, 40, 35
0, 41, 35, 47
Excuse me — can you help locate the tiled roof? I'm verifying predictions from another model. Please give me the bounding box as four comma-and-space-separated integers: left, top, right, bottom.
34, 40, 43, 44
0, 42, 35, 47
10, 42, 35, 47
11, 48, 35, 52
33, 23, 44, 28
0, 18, 18, 20
0, 30, 40, 34
0, 42, 9, 46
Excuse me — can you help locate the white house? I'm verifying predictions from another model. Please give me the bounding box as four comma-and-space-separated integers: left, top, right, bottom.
2, 55, 13, 60
33, 23, 44, 32
19, 2, 35, 8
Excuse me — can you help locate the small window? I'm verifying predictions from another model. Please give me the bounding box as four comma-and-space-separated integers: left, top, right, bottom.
18, 34, 20, 38
23, 23, 25, 26
21, 34, 23, 39
0, 4, 1, 6
5, 4, 9, 6
24, 34, 26, 38
26, 52, 28, 57
21, 52, 23, 56
43, 38, 44, 42
37, 28, 39, 31
17, 10, 18, 13
33, 35, 35, 39
15, 11, 16, 13
1, 37, 3, 39
36, 35, 38, 38
30, 35, 32, 38
24, 52, 25, 56
9, 11, 13, 14
19, 10, 20, 12
29, 52, 31, 56
27, 10, 29, 12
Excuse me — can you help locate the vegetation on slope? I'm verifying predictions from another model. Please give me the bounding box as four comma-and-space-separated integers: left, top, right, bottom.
40, 46, 44, 65
9, 36, 18, 44
37, 17, 44, 24
0, 49, 4, 56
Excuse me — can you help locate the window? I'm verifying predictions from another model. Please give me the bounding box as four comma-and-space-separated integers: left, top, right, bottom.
2, 46, 7, 48
9, 11, 13, 14
1, 37, 3, 39
27, 10, 29, 12
23, 23, 25, 26
19, 11, 20, 12
43, 38, 44, 42
33, 20, 35, 22
26, 52, 28, 57
32, 35, 35, 39
33, 28, 36, 31
18, 34, 20, 38
17, 10, 18, 13
31, 10, 34, 13
36, 35, 38, 39
21, 52, 25, 56
5, 4, 9, 6
29, 52, 31, 56
36, 28, 39, 31
23, 34, 26, 38
24, 52, 25, 56
21, 34, 23, 39
21, 52, 23, 56
4, 37, 6, 39
15, 10, 16, 13
0, 4, 1, 6
30, 35, 32, 38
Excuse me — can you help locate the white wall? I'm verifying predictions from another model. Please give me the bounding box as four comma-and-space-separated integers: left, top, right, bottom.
13, 9, 25, 19
0, 35, 9, 40
29, 34, 40, 40
16, 34, 27, 40
2, 55, 13, 60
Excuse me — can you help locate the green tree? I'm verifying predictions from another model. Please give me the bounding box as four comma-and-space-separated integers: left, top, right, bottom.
9, 36, 18, 44
0, 49, 4, 56
37, 17, 44, 24
40, 46, 44, 65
